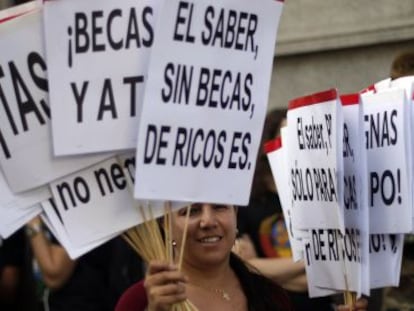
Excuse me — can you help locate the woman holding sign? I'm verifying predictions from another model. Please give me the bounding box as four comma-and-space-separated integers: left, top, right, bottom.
116, 203, 292, 311
116, 203, 367, 311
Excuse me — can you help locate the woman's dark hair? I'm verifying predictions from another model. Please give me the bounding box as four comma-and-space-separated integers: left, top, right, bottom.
230, 253, 292, 311
250, 108, 287, 202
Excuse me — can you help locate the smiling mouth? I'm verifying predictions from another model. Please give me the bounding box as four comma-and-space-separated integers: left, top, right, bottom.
198, 236, 222, 243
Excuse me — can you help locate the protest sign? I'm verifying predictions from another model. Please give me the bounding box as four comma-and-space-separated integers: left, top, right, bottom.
0, 203, 41, 239
306, 94, 370, 296
340, 94, 370, 295
134, 0, 284, 205
41, 199, 117, 259
0, 170, 49, 238
302, 235, 341, 298
270, 95, 370, 296
48, 153, 188, 248
280, 125, 307, 261
43, 0, 161, 155
0, 9, 112, 193
361, 88, 411, 233
265, 135, 303, 261
389, 76, 414, 232
49, 156, 142, 247
369, 233, 403, 288
304, 228, 363, 294
286, 89, 344, 231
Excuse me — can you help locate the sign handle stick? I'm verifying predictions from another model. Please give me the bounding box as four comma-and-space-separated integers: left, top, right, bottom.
343, 291, 356, 308
178, 205, 191, 269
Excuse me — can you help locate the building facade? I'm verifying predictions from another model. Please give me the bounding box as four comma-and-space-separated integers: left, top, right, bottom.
269, 0, 414, 109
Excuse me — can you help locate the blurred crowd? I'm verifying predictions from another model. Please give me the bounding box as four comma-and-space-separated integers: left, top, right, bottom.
0, 228, 145, 311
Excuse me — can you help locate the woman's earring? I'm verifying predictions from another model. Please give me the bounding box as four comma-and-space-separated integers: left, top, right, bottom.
233, 237, 241, 256
172, 240, 177, 247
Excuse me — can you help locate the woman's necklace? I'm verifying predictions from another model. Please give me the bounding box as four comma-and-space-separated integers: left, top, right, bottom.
189, 281, 247, 311
211, 288, 231, 301
190, 283, 232, 302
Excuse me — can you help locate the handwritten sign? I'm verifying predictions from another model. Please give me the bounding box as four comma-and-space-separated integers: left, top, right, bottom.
134, 0, 284, 205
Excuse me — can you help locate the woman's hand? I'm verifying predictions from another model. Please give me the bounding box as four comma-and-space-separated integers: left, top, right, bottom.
337, 297, 368, 311
144, 260, 188, 311
27, 215, 42, 227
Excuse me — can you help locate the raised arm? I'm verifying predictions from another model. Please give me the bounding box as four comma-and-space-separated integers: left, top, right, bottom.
26, 216, 76, 289
235, 234, 307, 292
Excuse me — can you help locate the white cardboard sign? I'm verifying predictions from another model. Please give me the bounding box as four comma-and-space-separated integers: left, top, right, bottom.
369, 233, 403, 289
274, 95, 370, 296
286, 89, 344, 231
304, 228, 362, 294
265, 136, 303, 261
48, 153, 189, 248
361, 89, 412, 233
49, 156, 142, 247
389, 77, 414, 232
134, 0, 284, 205
0, 10, 111, 193
0, 203, 41, 239
340, 94, 370, 296
41, 199, 117, 259
0, 169, 49, 238
43, 0, 161, 155
302, 235, 341, 298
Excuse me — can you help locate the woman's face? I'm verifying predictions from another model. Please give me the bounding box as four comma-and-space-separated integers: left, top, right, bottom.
172, 203, 237, 268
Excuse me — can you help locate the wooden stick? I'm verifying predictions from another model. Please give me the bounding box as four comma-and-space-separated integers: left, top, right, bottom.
147, 204, 165, 260
178, 205, 191, 269
120, 195, 198, 311
165, 201, 174, 264
164, 204, 171, 261
343, 291, 356, 308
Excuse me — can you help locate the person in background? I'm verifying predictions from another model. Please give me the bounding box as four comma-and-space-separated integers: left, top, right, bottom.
26, 215, 144, 311
390, 50, 414, 80
236, 108, 336, 310
0, 229, 36, 311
